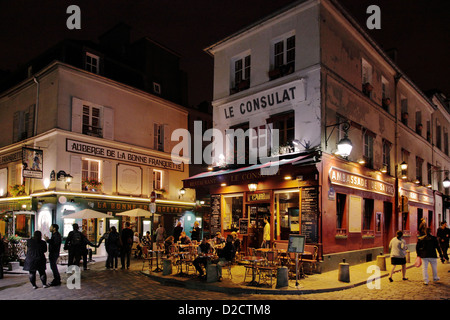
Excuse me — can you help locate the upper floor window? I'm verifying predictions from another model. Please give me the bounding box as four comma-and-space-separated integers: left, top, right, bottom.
230, 54, 251, 94
436, 120, 442, 150
270, 34, 295, 80
361, 59, 373, 98
363, 129, 374, 168
382, 139, 392, 175
153, 170, 163, 190
401, 97, 408, 126
416, 156, 423, 183
85, 52, 100, 74
268, 111, 295, 150
13, 105, 35, 143
381, 77, 391, 111
82, 104, 102, 137
154, 123, 165, 152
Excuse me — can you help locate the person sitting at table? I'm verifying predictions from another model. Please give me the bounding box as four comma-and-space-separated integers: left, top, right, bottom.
231, 231, 241, 254
164, 236, 174, 256
214, 232, 225, 245
133, 232, 143, 258
141, 231, 151, 247
193, 235, 213, 278
179, 232, 191, 246
215, 234, 236, 281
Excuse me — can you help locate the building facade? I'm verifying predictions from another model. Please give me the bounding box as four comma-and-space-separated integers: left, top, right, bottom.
184, 0, 449, 271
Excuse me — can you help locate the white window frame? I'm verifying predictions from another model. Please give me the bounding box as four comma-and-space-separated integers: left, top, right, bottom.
82, 103, 103, 137
361, 58, 372, 85
271, 31, 296, 70
231, 51, 251, 88
153, 169, 163, 190
85, 52, 100, 74
82, 158, 101, 182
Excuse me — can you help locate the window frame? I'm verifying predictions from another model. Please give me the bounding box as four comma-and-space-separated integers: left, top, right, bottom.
152, 169, 163, 191
85, 52, 100, 74
82, 103, 103, 137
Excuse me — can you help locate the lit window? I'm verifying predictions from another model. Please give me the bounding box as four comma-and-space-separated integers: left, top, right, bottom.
82, 159, 101, 191
270, 34, 295, 79
82, 104, 102, 137
153, 170, 163, 190
231, 54, 251, 94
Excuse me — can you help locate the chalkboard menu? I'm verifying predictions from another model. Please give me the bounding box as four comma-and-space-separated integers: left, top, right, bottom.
301, 186, 318, 243
239, 218, 249, 235
210, 194, 221, 235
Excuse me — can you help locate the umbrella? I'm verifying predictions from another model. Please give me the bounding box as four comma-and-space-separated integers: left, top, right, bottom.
63, 209, 111, 219
116, 208, 159, 218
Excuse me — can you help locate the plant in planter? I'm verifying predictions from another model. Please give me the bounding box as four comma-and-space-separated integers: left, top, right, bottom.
362, 82, 373, 97
382, 97, 391, 108
9, 184, 26, 197
82, 179, 103, 192
416, 123, 423, 135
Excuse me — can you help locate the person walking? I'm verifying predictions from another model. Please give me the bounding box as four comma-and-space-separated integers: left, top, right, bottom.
437, 221, 449, 263
97, 229, 111, 268
44, 224, 62, 286
261, 216, 271, 248
155, 224, 166, 250
23, 231, 48, 289
388, 230, 408, 282
64, 223, 83, 267
81, 230, 96, 270
416, 227, 444, 285
106, 226, 121, 270
173, 221, 183, 243
418, 217, 427, 236
120, 222, 134, 269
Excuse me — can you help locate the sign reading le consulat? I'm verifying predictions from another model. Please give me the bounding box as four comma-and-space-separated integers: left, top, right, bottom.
66, 139, 183, 172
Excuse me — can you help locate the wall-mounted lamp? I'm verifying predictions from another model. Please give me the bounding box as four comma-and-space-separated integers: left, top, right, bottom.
179, 187, 186, 199
443, 177, 450, 189
380, 166, 388, 174
57, 170, 73, 189
325, 121, 353, 158
248, 183, 258, 192
400, 161, 408, 171
43, 178, 50, 189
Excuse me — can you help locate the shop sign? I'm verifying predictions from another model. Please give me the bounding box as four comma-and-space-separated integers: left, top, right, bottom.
66, 139, 184, 172
88, 200, 191, 214
400, 188, 434, 205
0, 150, 22, 165
329, 167, 394, 197
22, 147, 43, 179
247, 191, 271, 202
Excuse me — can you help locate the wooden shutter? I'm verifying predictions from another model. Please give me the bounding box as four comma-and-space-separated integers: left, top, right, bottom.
70, 155, 82, 191
163, 124, 170, 153
102, 106, 114, 140
71, 97, 83, 133
102, 160, 113, 194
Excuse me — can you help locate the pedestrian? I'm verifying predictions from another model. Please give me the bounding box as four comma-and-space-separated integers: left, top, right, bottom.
120, 221, 134, 269
416, 227, 444, 285
64, 223, 83, 267
23, 231, 48, 289
0, 232, 5, 279
173, 221, 183, 243
81, 230, 96, 270
437, 221, 449, 263
155, 224, 166, 250
261, 216, 271, 248
44, 224, 62, 286
418, 217, 427, 236
106, 226, 120, 270
388, 230, 408, 282
190, 221, 201, 242
97, 229, 111, 268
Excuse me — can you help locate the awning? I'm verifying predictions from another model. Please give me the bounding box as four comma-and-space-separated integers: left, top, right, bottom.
183, 154, 313, 188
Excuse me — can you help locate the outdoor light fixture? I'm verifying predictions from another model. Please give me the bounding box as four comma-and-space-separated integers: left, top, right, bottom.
400, 161, 408, 171
380, 166, 388, 173
178, 187, 186, 199
443, 177, 450, 189
284, 175, 292, 180
248, 183, 258, 192
358, 158, 366, 165
43, 178, 50, 189
220, 183, 227, 187
325, 120, 352, 158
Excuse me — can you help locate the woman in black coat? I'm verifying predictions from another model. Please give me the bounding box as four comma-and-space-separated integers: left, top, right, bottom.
23, 231, 48, 289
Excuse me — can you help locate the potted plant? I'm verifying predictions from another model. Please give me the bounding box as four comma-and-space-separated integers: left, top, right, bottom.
362, 82, 373, 96
416, 123, 423, 135
82, 179, 103, 192
382, 97, 391, 108
9, 184, 25, 197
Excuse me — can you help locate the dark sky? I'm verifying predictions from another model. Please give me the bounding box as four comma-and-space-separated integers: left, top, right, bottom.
0, 0, 448, 107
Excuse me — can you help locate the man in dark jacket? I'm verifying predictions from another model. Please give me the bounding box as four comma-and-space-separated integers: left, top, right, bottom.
120, 222, 134, 269
44, 224, 62, 286
416, 228, 444, 285
24, 231, 48, 289
64, 223, 83, 267
437, 221, 449, 263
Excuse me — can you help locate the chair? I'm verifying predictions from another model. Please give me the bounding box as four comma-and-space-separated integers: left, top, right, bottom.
180, 245, 197, 275
141, 246, 153, 271
287, 252, 304, 279
257, 251, 278, 287
302, 245, 318, 274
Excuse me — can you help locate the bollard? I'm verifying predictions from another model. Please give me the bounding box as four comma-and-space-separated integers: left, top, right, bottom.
376, 255, 386, 271
162, 259, 172, 276
405, 250, 410, 263
276, 267, 289, 288
338, 259, 350, 283
8, 261, 20, 271
206, 264, 218, 283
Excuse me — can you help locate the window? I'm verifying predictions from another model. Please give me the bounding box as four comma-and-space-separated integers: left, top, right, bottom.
416, 157, 423, 183
85, 52, 99, 74
382, 139, 392, 174
82, 159, 101, 191
336, 193, 347, 233
401, 97, 408, 126
361, 59, 373, 97
436, 120, 442, 150
82, 105, 102, 137
427, 163, 433, 186
269, 111, 295, 149
154, 123, 165, 152
363, 130, 374, 168
381, 77, 390, 112
270, 35, 295, 80
153, 82, 161, 95
444, 128, 449, 155
231, 54, 251, 94
13, 105, 35, 142
426, 120, 431, 143
153, 170, 163, 190
275, 191, 299, 240
15, 213, 33, 238
223, 195, 243, 232
363, 199, 374, 231
229, 122, 249, 165
415, 110, 422, 136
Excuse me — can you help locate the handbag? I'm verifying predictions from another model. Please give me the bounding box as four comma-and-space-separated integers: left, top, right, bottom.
414, 256, 422, 267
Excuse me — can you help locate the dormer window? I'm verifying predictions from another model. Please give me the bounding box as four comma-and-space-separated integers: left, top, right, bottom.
85, 52, 100, 74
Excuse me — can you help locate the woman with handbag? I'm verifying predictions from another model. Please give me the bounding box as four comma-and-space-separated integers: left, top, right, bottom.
388, 230, 408, 282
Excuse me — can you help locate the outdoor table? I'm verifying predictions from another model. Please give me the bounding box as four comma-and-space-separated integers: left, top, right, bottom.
242, 255, 265, 286
153, 248, 165, 272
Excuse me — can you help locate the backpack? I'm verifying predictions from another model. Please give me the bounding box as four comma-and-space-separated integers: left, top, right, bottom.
71, 231, 82, 246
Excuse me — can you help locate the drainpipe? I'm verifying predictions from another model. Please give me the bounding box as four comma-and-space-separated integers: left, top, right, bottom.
33, 76, 39, 136
394, 72, 402, 233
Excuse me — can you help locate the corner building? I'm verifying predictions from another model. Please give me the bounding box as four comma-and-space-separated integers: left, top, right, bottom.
184, 0, 449, 271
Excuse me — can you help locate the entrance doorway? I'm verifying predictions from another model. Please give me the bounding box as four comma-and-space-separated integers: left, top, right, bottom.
383, 201, 393, 253
247, 203, 271, 248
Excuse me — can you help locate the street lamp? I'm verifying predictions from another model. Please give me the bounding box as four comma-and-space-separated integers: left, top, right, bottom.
443, 177, 450, 189
325, 120, 352, 158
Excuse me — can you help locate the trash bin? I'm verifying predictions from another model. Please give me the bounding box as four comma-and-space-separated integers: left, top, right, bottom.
338, 260, 350, 283
162, 259, 172, 276
276, 267, 288, 288
376, 255, 386, 271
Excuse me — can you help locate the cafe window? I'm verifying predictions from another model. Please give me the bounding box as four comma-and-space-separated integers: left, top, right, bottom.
336, 193, 347, 233
223, 194, 243, 232
153, 170, 163, 190
362, 198, 374, 231
275, 190, 299, 240
15, 213, 33, 238
82, 104, 102, 137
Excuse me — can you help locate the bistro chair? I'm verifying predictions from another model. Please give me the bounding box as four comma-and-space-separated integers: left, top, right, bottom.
257, 251, 278, 287
141, 246, 153, 271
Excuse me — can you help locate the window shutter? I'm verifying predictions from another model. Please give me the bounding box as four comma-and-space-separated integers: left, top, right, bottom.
26, 104, 35, 138
101, 160, 113, 194
153, 123, 158, 150
13, 111, 21, 143
102, 106, 114, 140
163, 170, 169, 194
163, 124, 170, 153
0, 168, 7, 196
70, 155, 82, 191
71, 97, 83, 133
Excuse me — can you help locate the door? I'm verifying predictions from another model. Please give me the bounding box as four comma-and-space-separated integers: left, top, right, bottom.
383, 201, 393, 254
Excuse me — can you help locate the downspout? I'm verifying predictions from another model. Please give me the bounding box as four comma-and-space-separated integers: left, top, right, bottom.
394, 72, 402, 233
33, 76, 39, 136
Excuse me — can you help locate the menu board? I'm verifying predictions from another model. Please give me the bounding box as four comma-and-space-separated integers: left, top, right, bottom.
301, 186, 318, 243
239, 218, 249, 235
210, 194, 221, 235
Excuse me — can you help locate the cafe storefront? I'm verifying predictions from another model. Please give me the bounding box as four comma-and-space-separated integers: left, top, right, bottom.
0, 198, 35, 239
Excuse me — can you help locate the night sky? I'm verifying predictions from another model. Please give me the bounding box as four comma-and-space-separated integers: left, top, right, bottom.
0, 0, 448, 107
